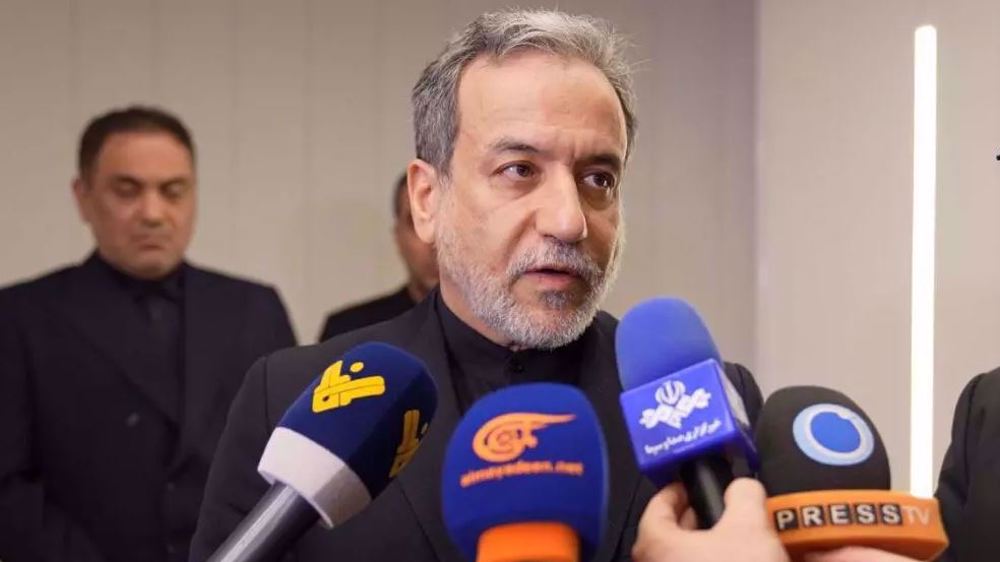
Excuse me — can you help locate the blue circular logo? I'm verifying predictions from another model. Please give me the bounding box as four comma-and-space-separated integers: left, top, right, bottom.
792, 403, 874, 466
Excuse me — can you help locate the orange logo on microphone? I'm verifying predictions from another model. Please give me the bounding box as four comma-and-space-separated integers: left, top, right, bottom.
473, 413, 575, 463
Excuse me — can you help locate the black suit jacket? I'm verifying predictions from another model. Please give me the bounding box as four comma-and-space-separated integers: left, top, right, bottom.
318, 286, 415, 342
191, 293, 763, 561
936, 367, 1000, 562
0, 256, 296, 562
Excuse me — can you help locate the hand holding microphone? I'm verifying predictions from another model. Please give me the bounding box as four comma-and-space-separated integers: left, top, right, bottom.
633, 382, 939, 562
633, 479, 921, 562
616, 297, 758, 528
616, 296, 938, 562
633, 478, 789, 562
754, 387, 947, 561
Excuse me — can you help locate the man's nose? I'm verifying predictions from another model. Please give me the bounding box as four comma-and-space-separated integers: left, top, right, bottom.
138, 189, 166, 224
534, 171, 587, 243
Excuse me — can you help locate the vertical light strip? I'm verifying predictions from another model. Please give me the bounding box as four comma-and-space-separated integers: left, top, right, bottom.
910, 25, 937, 498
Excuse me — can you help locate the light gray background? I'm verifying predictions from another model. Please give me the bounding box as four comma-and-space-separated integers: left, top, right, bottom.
1, 0, 996, 491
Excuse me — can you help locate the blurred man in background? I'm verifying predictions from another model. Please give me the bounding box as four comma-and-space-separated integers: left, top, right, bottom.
318, 172, 438, 340
0, 106, 296, 562
936, 366, 1000, 562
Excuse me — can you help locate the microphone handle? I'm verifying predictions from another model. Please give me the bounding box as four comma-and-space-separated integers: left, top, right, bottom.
678, 455, 733, 529
207, 483, 319, 562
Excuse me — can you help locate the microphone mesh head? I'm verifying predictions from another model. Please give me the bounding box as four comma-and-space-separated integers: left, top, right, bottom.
442, 383, 608, 562
616, 297, 721, 391
258, 342, 438, 525
754, 386, 890, 496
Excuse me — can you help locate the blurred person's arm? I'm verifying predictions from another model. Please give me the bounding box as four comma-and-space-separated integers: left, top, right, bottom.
0, 294, 107, 562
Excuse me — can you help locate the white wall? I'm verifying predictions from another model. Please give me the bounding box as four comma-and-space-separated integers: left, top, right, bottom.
0, 0, 1000, 488
933, 0, 1000, 485
757, 0, 1000, 490
0, 0, 757, 360
757, 0, 919, 490
9, 1, 995, 492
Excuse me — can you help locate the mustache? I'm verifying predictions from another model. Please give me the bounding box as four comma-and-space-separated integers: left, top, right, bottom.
508, 242, 604, 287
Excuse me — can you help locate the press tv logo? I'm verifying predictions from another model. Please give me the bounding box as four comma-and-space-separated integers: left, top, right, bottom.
312, 359, 386, 413
773, 502, 936, 532
772, 403, 932, 535
460, 412, 584, 488
792, 403, 874, 466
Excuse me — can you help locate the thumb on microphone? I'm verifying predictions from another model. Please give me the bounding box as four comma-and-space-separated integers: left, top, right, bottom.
638, 482, 698, 532
717, 478, 771, 533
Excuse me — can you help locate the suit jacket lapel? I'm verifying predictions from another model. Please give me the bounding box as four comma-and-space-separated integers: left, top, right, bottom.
577, 317, 642, 562
175, 265, 233, 466
59, 256, 180, 425
394, 297, 465, 561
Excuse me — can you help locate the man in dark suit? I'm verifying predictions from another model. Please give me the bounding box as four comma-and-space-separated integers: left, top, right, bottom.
936, 366, 1000, 562
0, 106, 297, 562
318, 172, 438, 341
191, 10, 763, 561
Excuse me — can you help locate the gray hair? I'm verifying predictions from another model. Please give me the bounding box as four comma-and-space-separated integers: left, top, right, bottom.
412, 9, 637, 176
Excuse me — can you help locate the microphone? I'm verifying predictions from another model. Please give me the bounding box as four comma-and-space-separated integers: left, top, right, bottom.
615, 297, 757, 528
441, 382, 608, 562
207, 342, 438, 562
755, 386, 948, 561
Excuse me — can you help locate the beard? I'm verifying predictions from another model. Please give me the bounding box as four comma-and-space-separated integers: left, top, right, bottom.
435, 206, 623, 350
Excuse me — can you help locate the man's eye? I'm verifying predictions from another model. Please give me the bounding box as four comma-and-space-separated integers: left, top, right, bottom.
500, 163, 535, 180
112, 183, 141, 198
582, 172, 617, 190
162, 183, 189, 200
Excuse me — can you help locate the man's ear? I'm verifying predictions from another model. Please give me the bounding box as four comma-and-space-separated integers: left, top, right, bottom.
407, 159, 442, 245
71, 176, 92, 224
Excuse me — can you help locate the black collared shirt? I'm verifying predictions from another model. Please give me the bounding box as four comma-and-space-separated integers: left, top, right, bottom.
435, 292, 585, 412
91, 253, 185, 455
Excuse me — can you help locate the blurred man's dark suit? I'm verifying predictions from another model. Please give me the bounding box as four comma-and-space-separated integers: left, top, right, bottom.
318, 286, 415, 341
936, 366, 1000, 562
191, 289, 764, 561
0, 253, 296, 562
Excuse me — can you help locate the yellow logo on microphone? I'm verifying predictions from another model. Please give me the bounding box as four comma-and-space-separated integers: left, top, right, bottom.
312, 359, 385, 413
472, 413, 576, 463
389, 409, 428, 477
